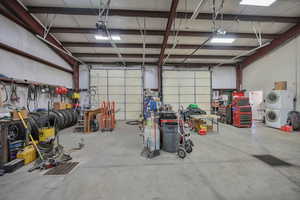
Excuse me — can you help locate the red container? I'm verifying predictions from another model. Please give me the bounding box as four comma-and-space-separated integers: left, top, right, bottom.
232, 91, 244, 97
198, 129, 207, 135
280, 125, 293, 132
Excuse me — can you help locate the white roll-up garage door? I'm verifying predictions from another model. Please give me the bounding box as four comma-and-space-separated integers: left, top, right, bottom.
90, 68, 143, 120
162, 70, 211, 113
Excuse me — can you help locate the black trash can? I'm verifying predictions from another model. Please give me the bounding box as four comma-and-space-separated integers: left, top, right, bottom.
161, 122, 179, 153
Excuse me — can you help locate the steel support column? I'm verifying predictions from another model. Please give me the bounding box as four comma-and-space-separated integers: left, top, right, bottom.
157, 0, 179, 95
73, 63, 80, 91
236, 64, 243, 91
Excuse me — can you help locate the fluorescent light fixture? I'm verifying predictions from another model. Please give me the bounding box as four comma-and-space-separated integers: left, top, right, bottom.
111, 35, 121, 40
240, 0, 276, 7
94, 35, 109, 40
210, 37, 235, 43
94, 35, 121, 41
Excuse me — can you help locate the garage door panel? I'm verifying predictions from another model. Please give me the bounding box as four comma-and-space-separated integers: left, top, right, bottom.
126, 78, 141, 86
108, 70, 124, 77
126, 104, 142, 111
126, 95, 142, 103
90, 77, 97, 85
196, 95, 211, 102
95, 95, 107, 102
163, 70, 211, 113
126, 70, 141, 77
179, 72, 194, 78
91, 70, 106, 77
195, 71, 210, 78
115, 112, 125, 120
180, 95, 195, 103
163, 71, 178, 78
126, 87, 142, 94
179, 79, 194, 86
97, 78, 107, 86
108, 78, 124, 86
164, 95, 178, 102
108, 95, 125, 103
92, 69, 142, 120
163, 87, 178, 95
195, 79, 211, 86
179, 87, 194, 95
163, 79, 179, 86
107, 87, 125, 94
114, 103, 125, 111
96, 86, 107, 95
196, 87, 211, 94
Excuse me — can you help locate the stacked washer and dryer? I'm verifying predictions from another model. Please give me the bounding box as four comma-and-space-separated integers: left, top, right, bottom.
265, 90, 293, 128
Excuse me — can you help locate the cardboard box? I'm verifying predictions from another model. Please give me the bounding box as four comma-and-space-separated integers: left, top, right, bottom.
207, 125, 213, 132
275, 81, 287, 90
66, 103, 73, 109
10, 109, 28, 120
53, 102, 66, 110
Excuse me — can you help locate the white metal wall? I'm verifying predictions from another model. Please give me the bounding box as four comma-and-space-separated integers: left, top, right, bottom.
243, 35, 300, 110
90, 69, 143, 120
0, 15, 73, 88
163, 70, 212, 113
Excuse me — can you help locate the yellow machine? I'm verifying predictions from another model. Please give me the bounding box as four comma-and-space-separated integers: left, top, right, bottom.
39, 127, 55, 142
17, 145, 37, 165
71, 92, 80, 99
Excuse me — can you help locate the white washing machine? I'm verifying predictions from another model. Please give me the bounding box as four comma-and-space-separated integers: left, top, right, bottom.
265, 108, 291, 129
265, 90, 293, 109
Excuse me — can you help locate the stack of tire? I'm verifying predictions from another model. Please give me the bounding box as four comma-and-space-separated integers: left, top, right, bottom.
27, 109, 78, 140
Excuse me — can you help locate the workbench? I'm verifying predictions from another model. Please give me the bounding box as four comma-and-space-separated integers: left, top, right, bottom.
84, 108, 103, 133
190, 114, 220, 133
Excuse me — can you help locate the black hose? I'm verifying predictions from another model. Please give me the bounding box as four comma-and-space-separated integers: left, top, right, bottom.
10, 83, 19, 102
27, 85, 38, 112
126, 120, 141, 126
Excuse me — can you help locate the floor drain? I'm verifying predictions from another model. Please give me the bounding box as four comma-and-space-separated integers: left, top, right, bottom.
253, 155, 292, 167
44, 162, 79, 175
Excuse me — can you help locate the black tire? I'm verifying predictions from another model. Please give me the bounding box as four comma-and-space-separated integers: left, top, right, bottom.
177, 147, 186, 159
185, 143, 193, 153
287, 111, 300, 130
60, 110, 70, 127
50, 111, 65, 130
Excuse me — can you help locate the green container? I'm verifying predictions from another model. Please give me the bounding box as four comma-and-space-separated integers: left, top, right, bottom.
188, 104, 199, 109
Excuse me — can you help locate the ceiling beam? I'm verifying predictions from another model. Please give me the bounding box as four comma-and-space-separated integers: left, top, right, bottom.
240, 23, 300, 69
28, 7, 300, 23
62, 42, 256, 51
85, 62, 235, 67
0, 0, 77, 67
73, 53, 245, 60
50, 27, 278, 39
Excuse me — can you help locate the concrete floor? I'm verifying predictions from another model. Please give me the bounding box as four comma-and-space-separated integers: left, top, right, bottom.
1, 122, 300, 200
